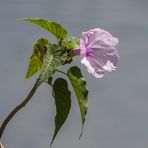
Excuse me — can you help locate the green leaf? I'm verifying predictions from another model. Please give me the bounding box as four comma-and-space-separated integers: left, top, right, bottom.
67, 66, 88, 136
33, 38, 48, 59
51, 78, 71, 145
62, 36, 79, 49
23, 18, 68, 39
25, 55, 42, 79
48, 77, 53, 86
25, 38, 49, 79
68, 36, 79, 48
36, 38, 48, 47
39, 44, 67, 81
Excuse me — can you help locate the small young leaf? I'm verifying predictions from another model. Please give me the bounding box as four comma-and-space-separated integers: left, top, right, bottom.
33, 38, 48, 60
67, 66, 88, 136
62, 36, 79, 49
39, 44, 67, 81
36, 38, 48, 47
23, 18, 68, 39
51, 78, 71, 145
25, 38, 49, 79
68, 36, 79, 48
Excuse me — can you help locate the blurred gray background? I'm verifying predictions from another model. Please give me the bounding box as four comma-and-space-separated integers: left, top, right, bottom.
0, 0, 148, 147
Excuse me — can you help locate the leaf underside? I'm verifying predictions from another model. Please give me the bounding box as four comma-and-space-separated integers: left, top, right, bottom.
67, 66, 88, 137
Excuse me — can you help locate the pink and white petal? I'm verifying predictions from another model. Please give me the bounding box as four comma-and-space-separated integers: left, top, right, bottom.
88, 34, 112, 49
93, 48, 119, 72
104, 37, 119, 47
80, 35, 95, 55
80, 32, 88, 45
81, 56, 105, 78
93, 30, 119, 47
81, 32, 95, 47
103, 60, 117, 71
80, 43, 87, 55
87, 28, 101, 34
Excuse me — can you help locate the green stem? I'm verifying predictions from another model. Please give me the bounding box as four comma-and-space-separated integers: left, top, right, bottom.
0, 78, 41, 139
55, 69, 67, 76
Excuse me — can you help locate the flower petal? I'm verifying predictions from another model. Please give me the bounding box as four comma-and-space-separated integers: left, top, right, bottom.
81, 56, 105, 78
89, 29, 119, 49
93, 47, 119, 71
79, 28, 119, 78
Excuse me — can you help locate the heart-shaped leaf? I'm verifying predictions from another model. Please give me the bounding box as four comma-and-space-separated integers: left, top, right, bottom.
51, 78, 71, 145
67, 66, 88, 137
39, 44, 67, 82
23, 18, 68, 39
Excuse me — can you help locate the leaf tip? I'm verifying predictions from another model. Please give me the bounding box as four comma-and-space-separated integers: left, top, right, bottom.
25, 75, 29, 80
50, 131, 58, 146
78, 123, 84, 140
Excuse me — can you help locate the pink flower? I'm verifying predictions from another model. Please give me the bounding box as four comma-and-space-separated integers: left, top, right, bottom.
73, 28, 119, 78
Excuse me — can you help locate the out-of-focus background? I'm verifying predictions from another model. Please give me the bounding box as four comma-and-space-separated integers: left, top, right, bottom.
0, 0, 148, 147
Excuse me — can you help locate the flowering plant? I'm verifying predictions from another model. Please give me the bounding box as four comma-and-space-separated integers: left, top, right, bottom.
0, 18, 119, 147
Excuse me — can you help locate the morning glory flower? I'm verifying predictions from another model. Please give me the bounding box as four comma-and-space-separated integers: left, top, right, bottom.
73, 28, 119, 78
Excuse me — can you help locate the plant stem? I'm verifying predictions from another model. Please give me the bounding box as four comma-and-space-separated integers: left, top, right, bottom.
55, 69, 67, 76
72, 49, 80, 56
0, 78, 41, 139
